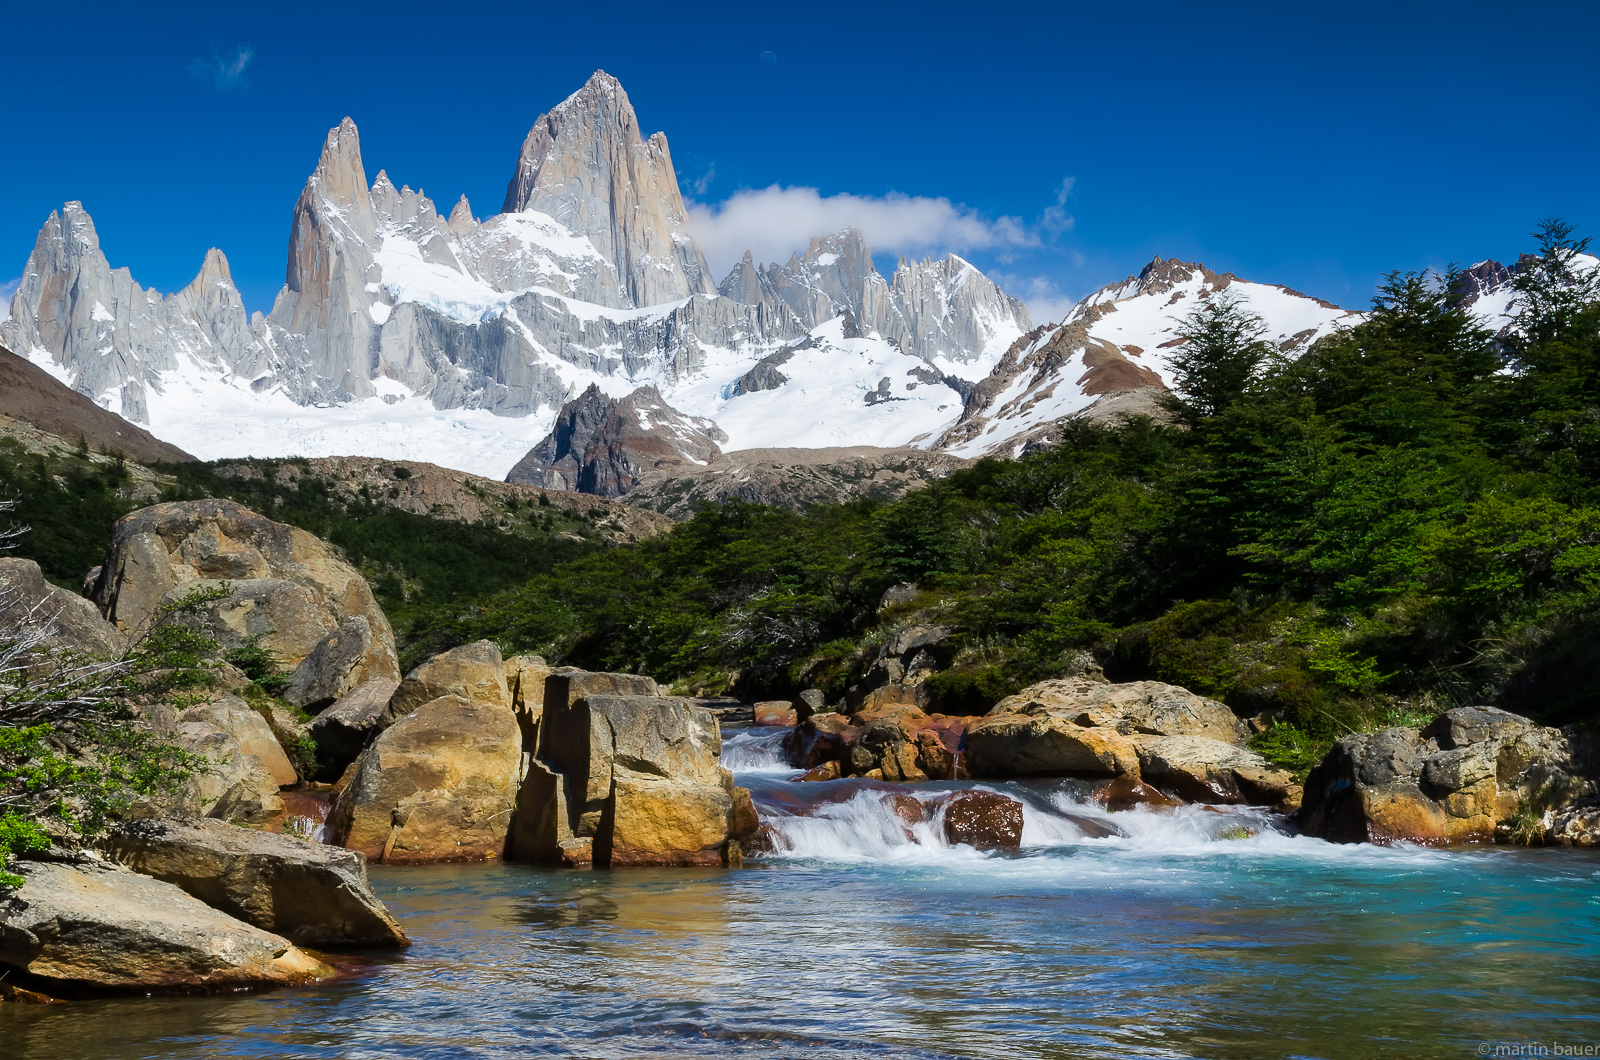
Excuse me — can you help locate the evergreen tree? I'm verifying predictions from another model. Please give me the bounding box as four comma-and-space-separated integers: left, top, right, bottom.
1158, 294, 1276, 428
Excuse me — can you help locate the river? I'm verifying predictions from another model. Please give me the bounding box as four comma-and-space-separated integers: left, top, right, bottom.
4, 728, 1597, 1058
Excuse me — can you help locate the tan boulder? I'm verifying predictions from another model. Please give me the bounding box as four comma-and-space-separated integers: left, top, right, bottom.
992, 677, 1248, 746
512, 692, 739, 868
964, 712, 1139, 779
307, 676, 399, 780
505, 654, 554, 753
328, 694, 521, 863
542, 670, 659, 713
103, 817, 406, 948
1299, 708, 1596, 845
1129, 734, 1295, 805
0, 860, 332, 993
0, 557, 125, 659
183, 695, 297, 788
90, 499, 399, 695
381, 640, 509, 727
281, 616, 383, 712
136, 712, 285, 823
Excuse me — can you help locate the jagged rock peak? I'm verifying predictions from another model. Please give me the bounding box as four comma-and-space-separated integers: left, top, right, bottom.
499, 70, 713, 307
447, 194, 476, 234
505, 383, 727, 498
184, 248, 235, 295
308, 117, 372, 216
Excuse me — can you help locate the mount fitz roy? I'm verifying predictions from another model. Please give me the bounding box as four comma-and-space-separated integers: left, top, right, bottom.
5, 70, 1369, 484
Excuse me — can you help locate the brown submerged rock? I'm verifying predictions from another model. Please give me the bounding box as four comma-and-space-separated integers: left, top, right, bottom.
940, 791, 1024, 851
1095, 775, 1181, 812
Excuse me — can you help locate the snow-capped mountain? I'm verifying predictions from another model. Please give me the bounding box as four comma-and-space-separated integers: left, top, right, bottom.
940, 257, 1362, 457
0, 71, 1030, 478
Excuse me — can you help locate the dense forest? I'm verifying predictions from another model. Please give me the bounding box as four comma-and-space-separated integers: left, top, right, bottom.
415, 222, 1600, 773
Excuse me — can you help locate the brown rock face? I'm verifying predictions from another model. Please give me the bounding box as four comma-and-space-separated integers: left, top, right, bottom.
510, 686, 741, 868
103, 817, 407, 948
328, 694, 522, 864
381, 640, 509, 728
941, 791, 1024, 851
183, 696, 297, 788
783, 704, 969, 781
1129, 735, 1295, 806
90, 500, 400, 696
0, 860, 332, 994
753, 701, 799, 727
1095, 775, 1181, 812
1299, 707, 1596, 845
964, 714, 1140, 779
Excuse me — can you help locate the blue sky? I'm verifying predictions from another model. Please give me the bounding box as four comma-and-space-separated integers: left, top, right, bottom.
2, 0, 1595, 322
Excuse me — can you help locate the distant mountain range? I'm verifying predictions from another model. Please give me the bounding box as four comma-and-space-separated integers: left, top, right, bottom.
0, 70, 1544, 495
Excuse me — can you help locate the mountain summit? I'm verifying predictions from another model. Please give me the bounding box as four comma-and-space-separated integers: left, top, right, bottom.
502, 70, 714, 307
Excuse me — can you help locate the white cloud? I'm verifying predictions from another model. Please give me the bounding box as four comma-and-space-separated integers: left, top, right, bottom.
687, 185, 1037, 278
191, 46, 254, 91
993, 272, 1082, 327
0, 277, 19, 324
1043, 177, 1075, 236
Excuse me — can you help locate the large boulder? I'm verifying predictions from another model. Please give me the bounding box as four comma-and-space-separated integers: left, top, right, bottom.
381, 640, 509, 728
0, 859, 332, 994
1129, 734, 1295, 805
964, 711, 1140, 779
90, 499, 400, 705
990, 678, 1248, 745
281, 616, 382, 711
135, 705, 285, 823
307, 676, 398, 779
1299, 706, 1595, 845
183, 695, 297, 788
512, 691, 741, 867
0, 557, 125, 659
327, 693, 521, 863
103, 817, 406, 948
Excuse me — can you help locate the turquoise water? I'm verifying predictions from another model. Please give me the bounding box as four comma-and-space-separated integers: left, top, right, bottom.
5, 738, 1599, 1058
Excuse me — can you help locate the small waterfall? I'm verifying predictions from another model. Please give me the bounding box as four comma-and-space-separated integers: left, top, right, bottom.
744, 777, 1314, 868
721, 728, 798, 774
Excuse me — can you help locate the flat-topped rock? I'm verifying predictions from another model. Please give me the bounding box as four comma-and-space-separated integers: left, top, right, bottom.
0, 860, 332, 994
104, 817, 406, 948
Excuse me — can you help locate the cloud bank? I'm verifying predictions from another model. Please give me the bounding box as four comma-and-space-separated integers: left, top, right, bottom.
191, 46, 254, 90
688, 185, 1036, 279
